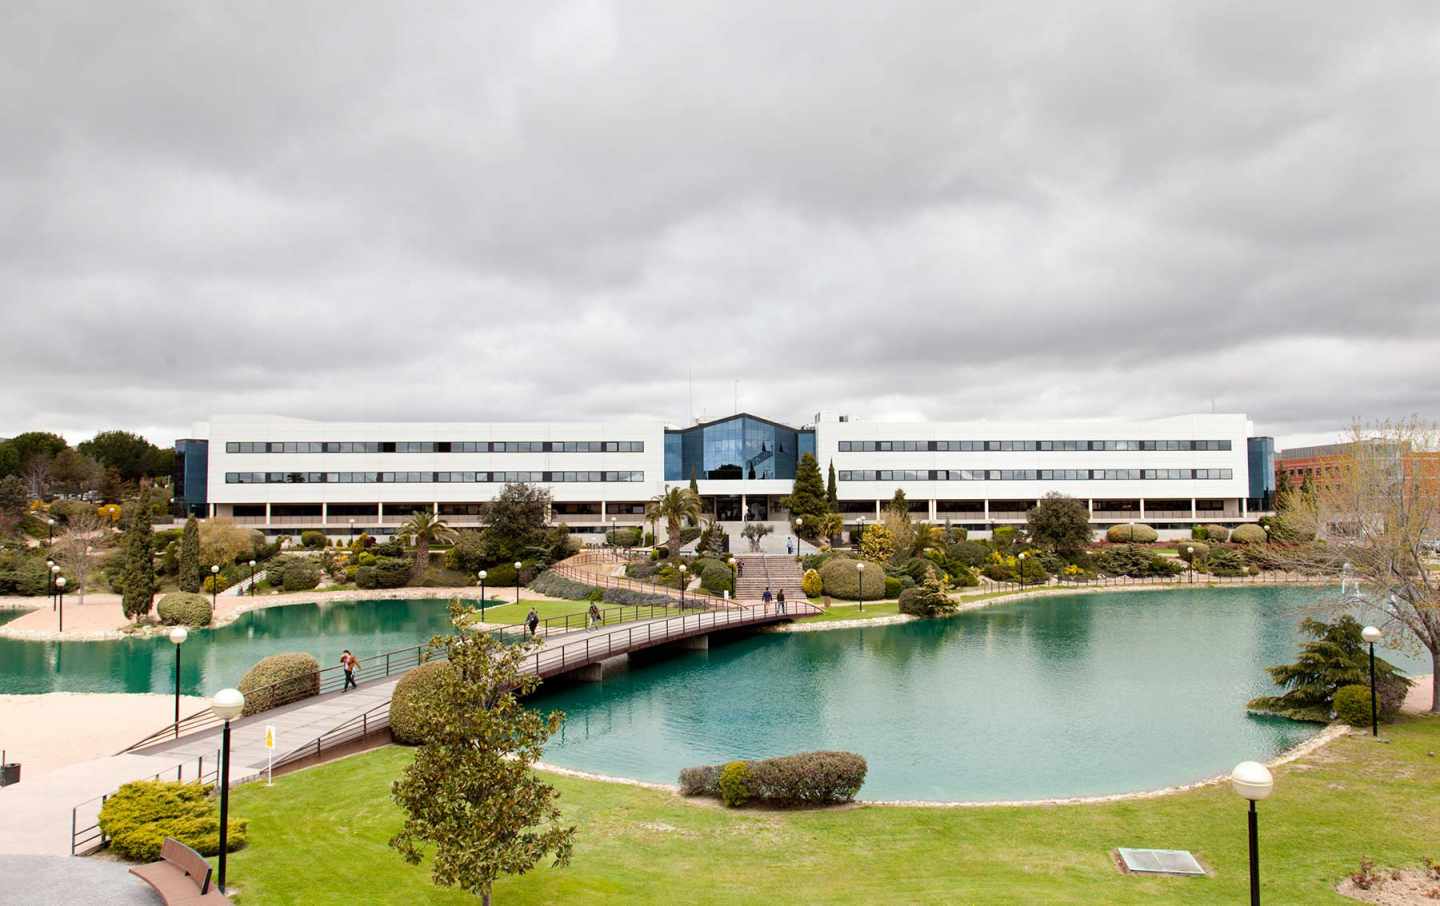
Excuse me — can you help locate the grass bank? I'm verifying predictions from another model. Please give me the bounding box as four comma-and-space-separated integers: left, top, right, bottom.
222, 717, 1440, 904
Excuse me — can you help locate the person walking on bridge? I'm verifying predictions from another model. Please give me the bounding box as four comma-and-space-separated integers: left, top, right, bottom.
587, 602, 602, 630
776, 589, 786, 614
762, 587, 772, 607
340, 650, 359, 692
526, 607, 540, 637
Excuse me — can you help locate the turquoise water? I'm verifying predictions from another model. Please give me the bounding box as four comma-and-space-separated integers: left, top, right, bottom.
0, 599, 466, 695
535, 587, 1428, 801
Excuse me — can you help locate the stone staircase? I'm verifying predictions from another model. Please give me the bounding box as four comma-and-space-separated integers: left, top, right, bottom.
734, 555, 808, 603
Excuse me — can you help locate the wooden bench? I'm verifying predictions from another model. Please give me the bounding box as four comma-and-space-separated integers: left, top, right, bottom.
129, 837, 233, 905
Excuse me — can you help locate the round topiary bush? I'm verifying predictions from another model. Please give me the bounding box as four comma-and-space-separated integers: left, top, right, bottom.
1177, 541, 1210, 563
281, 558, 321, 592
1332, 684, 1374, 726
238, 652, 320, 716
1105, 523, 1158, 543
818, 558, 886, 600
389, 661, 452, 745
300, 530, 327, 550
156, 592, 212, 627
897, 583, 955, 617
801, 568, 823, 597
98, 779, 246, 863
1201, 524, 1231, 542
718, 760, 752, 808
1229, 524, 1267, 545
883, 576, 903, 599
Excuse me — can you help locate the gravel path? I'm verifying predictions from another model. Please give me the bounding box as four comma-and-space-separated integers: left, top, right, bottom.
0, 855, 160, 905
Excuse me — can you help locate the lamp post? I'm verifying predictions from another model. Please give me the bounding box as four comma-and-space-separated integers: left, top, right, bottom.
856, 561, 865, 611
46, 560, 54, 610
348, 518, 355, 545
55, 577, 66, 632
1186, 546, 1194, 584
514, 561, 522, 605
47, 517, 55, 548
856, 515, 865, 550
210, 564, 220, 611
211, 688, 246, 894
1017, 551, 1027, 592
1231, 760, 1274, 906
795, 516, 803, 555
679, 564, 688, 608
610, 516, 617, 551
248, 560, 257, 596
169, 626, 188, 738
477, 570, 488, 620
1362, 624, 1382, 737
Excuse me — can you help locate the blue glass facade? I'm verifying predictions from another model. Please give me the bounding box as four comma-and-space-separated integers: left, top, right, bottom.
1247, 436, 1275, 507
664, 415, 807, 481
174, 439, 209, 517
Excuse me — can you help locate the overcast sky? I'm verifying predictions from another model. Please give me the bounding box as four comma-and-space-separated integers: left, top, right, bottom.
3, 1, 1437, 451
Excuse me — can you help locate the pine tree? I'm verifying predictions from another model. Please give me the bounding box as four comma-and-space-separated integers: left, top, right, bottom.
784, 453, 828, 536
826, 460, 838, 509
178, 515, 202, 593
120, 493, 157, 621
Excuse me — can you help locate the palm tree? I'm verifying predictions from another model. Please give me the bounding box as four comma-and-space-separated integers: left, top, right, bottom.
812, 512, 844, 550
397, 509, 457, 578
646, 487, 702, 560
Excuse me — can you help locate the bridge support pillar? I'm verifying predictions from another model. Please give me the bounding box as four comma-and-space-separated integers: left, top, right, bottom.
575, 653, 628, 682
682, 633, 709, 651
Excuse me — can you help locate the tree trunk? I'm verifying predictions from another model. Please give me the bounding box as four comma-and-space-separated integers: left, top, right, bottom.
482, 890, 491, 906
1431, 650, 1439, 714
415, 538, 429, 578
666, 518, 680, 560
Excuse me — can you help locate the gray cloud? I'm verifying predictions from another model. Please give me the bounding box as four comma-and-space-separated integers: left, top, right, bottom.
2, 0, 1438, 450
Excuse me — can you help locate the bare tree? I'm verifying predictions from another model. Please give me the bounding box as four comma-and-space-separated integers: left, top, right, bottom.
55, 511, 112, 606
1276, 418, 1440, 713
23, 455, 52, 499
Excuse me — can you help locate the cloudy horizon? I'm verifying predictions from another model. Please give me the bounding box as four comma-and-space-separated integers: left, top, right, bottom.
3, 1, 1437, 452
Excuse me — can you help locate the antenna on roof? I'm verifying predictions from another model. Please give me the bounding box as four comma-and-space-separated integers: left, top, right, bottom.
689, 368, 694, 424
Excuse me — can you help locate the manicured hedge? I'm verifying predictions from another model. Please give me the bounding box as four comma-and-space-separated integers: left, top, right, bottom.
1200, 524, 1231, 542
238, 652, 320, 716
1105, 523, 1158, 543
897, 583, 955, 617
529, 570, 594, 601
801, 568, 823, 597
1230, 524, 1267, 545
156, 592, 212, 627
1332, 684, 1373, 727
300, 530, 327, 550
699, 561, 734, 595
98, 780, 247, 862
1205, 548, 1253, 577
818, 558, 886, 600
355, 556, 411, 589
1177, 541, 1210, 563
883, 576, 903, 598
679, 751, 867, 806
389, 661, 451, 745
281, 558, 321, 592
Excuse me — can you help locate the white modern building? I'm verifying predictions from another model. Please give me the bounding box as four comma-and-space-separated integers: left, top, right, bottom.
175, 411, 1275, 541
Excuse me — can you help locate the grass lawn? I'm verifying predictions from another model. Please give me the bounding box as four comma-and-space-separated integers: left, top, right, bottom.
222, 717, 1440, 905
796, 601, 901, 622
475, 600, 679, 629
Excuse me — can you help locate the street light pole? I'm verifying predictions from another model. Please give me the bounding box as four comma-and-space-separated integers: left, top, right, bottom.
1186, 546, 1194, 584
169, 626, 188, 739
856, 561, 865, 612
1362, 625, 1382, 737
1231, 761, 1274, 906
210, 564, 220, 611
47, 518, 55, 549
211, 688, 246, 894
56, 577, 66, 632
477, 570, 488, 620
248, 560, 256, 596
46, 560, 54, 610
679, 564, 688, 608
514, 561, 522, 605
1018, 551, 1027, 592
349, 518, 355, 545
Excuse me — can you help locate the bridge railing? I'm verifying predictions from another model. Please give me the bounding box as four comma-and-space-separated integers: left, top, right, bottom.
549, 555, 733, 608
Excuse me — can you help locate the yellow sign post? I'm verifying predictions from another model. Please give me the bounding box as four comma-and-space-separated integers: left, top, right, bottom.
264, 725, 276, 786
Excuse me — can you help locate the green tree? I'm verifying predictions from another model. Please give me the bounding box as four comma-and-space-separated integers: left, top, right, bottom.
50, 448, 103, 496
688, 467, 701, 523
178, 516, 202, 593
783, 453, 828, 537
398, 510, 458, 578
389, 602, 575, 906
646, 487, 702, 560
3, 432, 67, 475
826, 460, 838, 509
119, 493, 157, 621
0, 475, 26, 533
860, 523, 896, 562
1247, 616, 1411, 721
1025, 493, 1093, 556
888, 488, 908, 518
482, 483, 552, 565
78, 431, 172, 483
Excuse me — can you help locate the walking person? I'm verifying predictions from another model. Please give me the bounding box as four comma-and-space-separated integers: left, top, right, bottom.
526, 607, 540, 637
762, 587, 773, 608
786, 537, 793, 556
340, 649, 359, 692
588, 602, 602, 630
776, 588, 786, 614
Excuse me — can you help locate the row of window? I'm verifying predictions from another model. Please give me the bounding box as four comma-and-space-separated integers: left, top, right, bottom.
837, 468, 1236, 481
225, 471, 645, 484
224, 440, 646, 454
835, 439, 1233, 452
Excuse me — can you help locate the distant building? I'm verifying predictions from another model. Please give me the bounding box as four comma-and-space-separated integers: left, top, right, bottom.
175, 411, 1275, 541
1275, 440, 1440, 496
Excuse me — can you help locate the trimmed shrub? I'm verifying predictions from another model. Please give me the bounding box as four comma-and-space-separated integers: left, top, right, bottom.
238, 652, 320, 716
679, 751, 867, 806
699, 561, 734, 595
0, 554, 51, 596
718, 761, 752, 808
602, 586, 673, 606
946, 540, 991, 570
1177, 541, 1210, 563
801, 568, 823, 597
1332, 684, 1373, 727
883, 576, 903, 599
1105, 523, 1158, 543
625, 560, 661, 580
1230, 524, 1267, 545
606, 526, 643, 547
1092, 545, 1184, 578
1205, 548, 1253, 577
818, 558, 886, 600
897, 582, 955, 617
300, 530, 327, 550
98, 780, 246, 863
529, 570, 594, 601
355, 556, 411, 589
1201, 524, 1231, 542
281, 558, 321, 592
389, 661, 451, 745
156, 592, 212, 627
481, 562, 518, 588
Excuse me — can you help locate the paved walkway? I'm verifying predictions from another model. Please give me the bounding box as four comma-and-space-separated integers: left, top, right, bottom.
0, 855, 160, 905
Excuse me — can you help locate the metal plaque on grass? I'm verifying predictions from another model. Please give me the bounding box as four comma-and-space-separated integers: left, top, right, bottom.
1117, 848, 1206, 876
